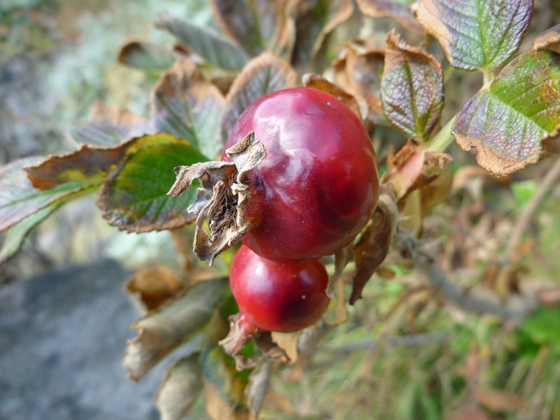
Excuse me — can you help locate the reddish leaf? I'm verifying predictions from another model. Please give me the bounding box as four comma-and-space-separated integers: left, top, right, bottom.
381, 30, 444, 142
302, 73, 361, 118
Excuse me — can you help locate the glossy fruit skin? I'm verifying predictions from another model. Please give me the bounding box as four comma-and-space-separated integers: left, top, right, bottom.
223, 87, 379, 262
230, 245, 330, 333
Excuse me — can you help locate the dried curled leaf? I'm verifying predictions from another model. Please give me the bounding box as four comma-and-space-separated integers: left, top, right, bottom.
416, 0, 533, 71
155, 354, 203, 420
382, 140, 452, 202
125, 267, 186, 313
246, 359, 273, 420
123, 278, 228, 382
302, 73, 361, 118
381, 30, 444, 142
220, 53, 297, 145
152, 58, 226, 159
533, 24, 560, 54
69, 100, 152, 147
351, 186, 398, 304
118, 39, 176, 71
168, 133, 266, 265
356, 0, 423, 32
452, 43, 560, 176
334, 42, 385, 114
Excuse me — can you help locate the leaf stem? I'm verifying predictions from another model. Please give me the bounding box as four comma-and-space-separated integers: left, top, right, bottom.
427, 116, 456, 152
482, 70, 495, 88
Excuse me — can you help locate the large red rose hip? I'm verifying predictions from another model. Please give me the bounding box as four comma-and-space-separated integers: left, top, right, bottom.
229, 245, 330, 333
223, 87, 379, 262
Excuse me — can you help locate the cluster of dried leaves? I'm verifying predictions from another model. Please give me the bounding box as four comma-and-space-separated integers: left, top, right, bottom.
2, 0, 560, 418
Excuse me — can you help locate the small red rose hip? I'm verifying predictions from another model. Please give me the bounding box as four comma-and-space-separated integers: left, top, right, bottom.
223, 86, 379, 262
230, 245, 330, 333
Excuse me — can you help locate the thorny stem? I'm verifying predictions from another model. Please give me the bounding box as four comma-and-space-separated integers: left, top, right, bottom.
427, 116, 456, 153
506, 156, 560, 262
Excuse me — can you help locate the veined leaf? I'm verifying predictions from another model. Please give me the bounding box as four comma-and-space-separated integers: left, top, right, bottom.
155, 354, 203, 420
97, 134, 208, 232
152, 59, 226, 160
356, 0, 423, 32
124, 278, 228, 381
453, 45, 560, 175
416, 0, 533, 71
381, 30, 444, 142
118, 40, 176, 71
155, 13, 250, 72
0, 157, 91, 232
220, 53, 297, 144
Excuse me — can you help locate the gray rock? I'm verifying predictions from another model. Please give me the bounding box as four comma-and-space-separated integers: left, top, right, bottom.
0, 259, 169, 420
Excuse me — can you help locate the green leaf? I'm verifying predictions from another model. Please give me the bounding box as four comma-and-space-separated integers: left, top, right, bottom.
220, 53, 297, 144
452, 48, 560, 175
0, 201, 62, 266
155, 353, 203, 420
200, 345, 249, 420
517, 306, 560, 354
118, 40, 176, 71
381, 31, 444, 142
69, 100, 153, 147
124, 277, 228, 381
0, 157, 91, 232
155, 13, 250, 72
97, 134, 208, 232
152, 59, 226, 160
416, 0, 533, 71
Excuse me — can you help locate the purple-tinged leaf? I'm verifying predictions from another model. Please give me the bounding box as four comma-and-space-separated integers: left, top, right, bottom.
356, 0, 423, 32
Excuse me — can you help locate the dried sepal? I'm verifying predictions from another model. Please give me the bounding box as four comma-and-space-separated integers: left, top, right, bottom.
167, 133, 266, 265
219, 314, 290, 371
350, 186, 398, 304
382, 140, 452, 203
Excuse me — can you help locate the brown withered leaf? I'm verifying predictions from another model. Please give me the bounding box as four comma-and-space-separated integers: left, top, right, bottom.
302, 74, 361, 118
334, 43, 385, 114
155, 354, 203, 420
125, 267, 187, 313
152, 58, 226, 159
382, 140, 452, 203
123, 278, 228, 382
25, 141, 135, 190
381, 30, 444, 142
416, 0, 532, 72
291, 0, 354, 73
350, 186, 398, 304
220, 53, 297, 145
201, 345, 249, 420
533, 23, 560, 54
168, 133, 266, 265
473, 388, 529, 412
210, 0, 296, 60
356, 0, 423, 33
420, 166, 452, 217
246, 359, 273, 420
270, 332, 300, 364
170, 227, 219, 281
69, 100, 152, 147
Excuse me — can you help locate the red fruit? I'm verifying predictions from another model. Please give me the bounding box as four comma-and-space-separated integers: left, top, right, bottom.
223, 86, 379, 262
230, 245, 329, 333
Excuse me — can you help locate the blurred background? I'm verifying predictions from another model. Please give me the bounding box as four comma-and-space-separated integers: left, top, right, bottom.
1, 0, 560, 419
